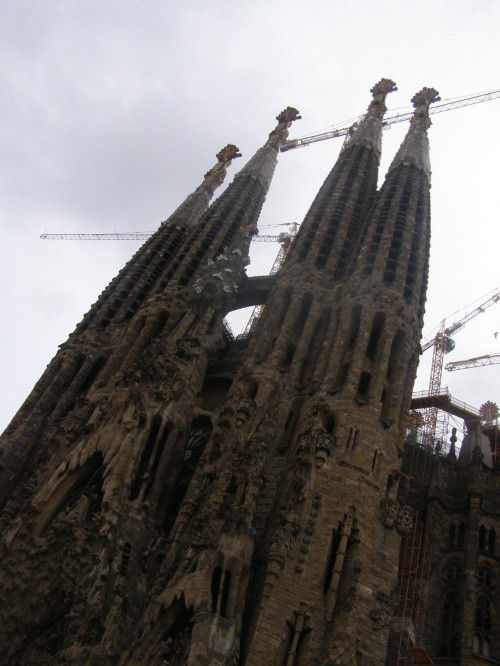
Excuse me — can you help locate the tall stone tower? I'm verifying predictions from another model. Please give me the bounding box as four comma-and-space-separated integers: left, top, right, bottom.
0, 83, 437, 665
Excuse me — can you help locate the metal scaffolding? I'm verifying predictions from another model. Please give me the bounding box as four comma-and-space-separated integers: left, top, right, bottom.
386, 515, 432, 665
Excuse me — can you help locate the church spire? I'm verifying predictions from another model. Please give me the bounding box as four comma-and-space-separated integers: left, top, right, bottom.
388, 86, 440, 178
164, 107, 301, 288
343, 77, 397, 154
162, 144, 241, 229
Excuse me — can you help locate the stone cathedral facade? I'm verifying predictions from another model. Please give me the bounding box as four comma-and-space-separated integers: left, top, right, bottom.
1, 81, 499, 666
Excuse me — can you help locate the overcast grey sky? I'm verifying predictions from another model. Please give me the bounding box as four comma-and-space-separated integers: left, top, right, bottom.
1, 0, 500, 436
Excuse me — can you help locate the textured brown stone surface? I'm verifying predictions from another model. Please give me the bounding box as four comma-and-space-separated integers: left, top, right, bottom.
2, 84, 495, 666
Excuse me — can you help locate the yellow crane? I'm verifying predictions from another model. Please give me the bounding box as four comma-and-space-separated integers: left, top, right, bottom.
420, 289, 500, 440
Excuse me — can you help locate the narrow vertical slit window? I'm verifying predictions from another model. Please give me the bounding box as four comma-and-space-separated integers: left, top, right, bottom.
365, 313, 385, 361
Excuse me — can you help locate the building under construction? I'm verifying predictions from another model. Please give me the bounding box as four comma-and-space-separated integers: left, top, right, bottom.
0, 80, 499, 666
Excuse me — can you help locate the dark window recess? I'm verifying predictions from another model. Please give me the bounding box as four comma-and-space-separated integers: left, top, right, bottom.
220, 571, 232, 618
282, 345, 296, 370
439, 589, 461, 658
211, 567, 223, 613
488, 528, 495, 553
357, 372, 371, 396
199, 376, 233, 412
366, 313, 385, 361
324, 523, 342, 594
348, 305, 362, 348
479, 525, 487, 551
475, 596, 491, 632
78, 357, 106, 394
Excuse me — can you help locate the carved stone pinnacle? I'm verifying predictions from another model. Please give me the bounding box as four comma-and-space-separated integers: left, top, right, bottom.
411, 87, 441, 109
370, 79, 398, 98
276, 107, 301, 125
216, 144, 242, 163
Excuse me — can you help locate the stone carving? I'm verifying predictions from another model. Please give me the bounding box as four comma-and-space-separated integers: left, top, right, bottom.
370, 591, 395, 630
267, 107, 302, 148
396, 505, 414, 536
380, 499, 399, 529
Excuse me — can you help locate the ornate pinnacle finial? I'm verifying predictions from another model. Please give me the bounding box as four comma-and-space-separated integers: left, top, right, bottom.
216, 144, 242, 163
204, 144, 242, 187
410, 87, 441, 130
276, 107, 302, 125
268, 107, 301, 148
367, 78, 397, 119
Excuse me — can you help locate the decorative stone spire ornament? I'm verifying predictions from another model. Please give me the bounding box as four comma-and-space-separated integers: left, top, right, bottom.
410, 87, 441, 130
203, 144, 242, 190
267, 106, 302, 148
368, 78, 398, 118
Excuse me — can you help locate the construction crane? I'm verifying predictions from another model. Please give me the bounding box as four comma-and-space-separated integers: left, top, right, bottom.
40, 232, 292, 243
420, 289, 500, 440
446, 352, 500, 372
280, 88, 500, 152
241, 222, 298, 335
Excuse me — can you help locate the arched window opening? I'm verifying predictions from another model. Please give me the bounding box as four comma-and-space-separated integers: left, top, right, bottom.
366, 313, 385, 361
129, 416, 162, 501
439, 590, 461, 658
475, 596, 492, 632
372, 449, 382, 474
478, 564, 495, 590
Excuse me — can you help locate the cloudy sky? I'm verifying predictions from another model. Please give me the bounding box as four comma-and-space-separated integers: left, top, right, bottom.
1, 0, 500, 437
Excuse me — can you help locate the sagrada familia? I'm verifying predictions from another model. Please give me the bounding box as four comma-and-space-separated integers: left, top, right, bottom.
1, 80, 498, 665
